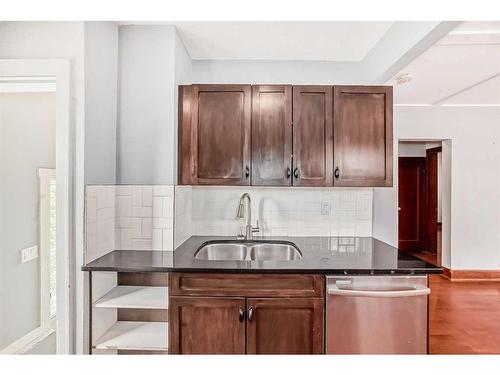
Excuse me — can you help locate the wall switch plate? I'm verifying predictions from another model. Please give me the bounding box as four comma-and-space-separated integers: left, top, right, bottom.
321, 201, 330, 215
21, 245, 38, 263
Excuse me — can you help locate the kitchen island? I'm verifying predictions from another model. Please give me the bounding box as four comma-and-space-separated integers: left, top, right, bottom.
83, 236, 442, 355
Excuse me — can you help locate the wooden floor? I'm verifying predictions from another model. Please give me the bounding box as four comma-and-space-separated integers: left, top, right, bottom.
409, 227, 441, 267
411, 251, 438, 266
429, 275, 500, 354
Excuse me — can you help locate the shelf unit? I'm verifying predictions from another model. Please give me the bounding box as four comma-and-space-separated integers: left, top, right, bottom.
94, 321, 168, 351
94, 286, 168, 309
90, 272, 170, 355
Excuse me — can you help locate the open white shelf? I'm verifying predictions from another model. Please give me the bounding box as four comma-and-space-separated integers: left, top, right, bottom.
94, 321, 168, 351
94, 286, 168, 309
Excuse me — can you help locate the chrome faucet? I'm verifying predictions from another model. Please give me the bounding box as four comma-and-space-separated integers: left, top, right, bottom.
236, 193, 259, 240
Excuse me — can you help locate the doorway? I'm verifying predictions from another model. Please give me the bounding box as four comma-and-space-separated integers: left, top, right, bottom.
0, 60, 71, 354
398, 141, 443, 266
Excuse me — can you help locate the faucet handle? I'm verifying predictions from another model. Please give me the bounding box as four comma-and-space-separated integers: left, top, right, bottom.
252, 220, 260, 233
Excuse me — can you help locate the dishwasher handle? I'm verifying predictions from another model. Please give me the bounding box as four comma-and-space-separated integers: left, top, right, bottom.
327, 284, 430, 298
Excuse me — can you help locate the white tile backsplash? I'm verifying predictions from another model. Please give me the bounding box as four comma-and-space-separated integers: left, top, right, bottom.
85, 186, 116, 263
174, 185, 192, 248
86, 184, 373, 261
85, 185, 175, 260
114, 185, 174, 251
189, 186, 373, 237
142, 186, 153, 206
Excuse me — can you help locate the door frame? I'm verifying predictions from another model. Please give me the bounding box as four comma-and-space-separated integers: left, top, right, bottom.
425, 146, 442, 254
0, 59, 71, 354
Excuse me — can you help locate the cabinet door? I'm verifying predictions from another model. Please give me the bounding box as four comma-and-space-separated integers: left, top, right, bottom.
246, 298, 324, 354
251, 85, 293, 186
333, 86, 393, 186
183, 84, 252, 185
169, 297, 246, 354
292, 86, 333, 186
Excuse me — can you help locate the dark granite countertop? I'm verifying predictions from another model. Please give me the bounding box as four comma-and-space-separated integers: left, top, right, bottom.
82, 236, 442, 275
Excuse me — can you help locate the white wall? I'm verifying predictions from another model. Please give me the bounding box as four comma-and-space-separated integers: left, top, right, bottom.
173, 30, 193, 182
117, 25, 192, 185
0, 92, 56, 349
84, 22, 118, 184
373, 107, 500, 269
398, 142, 427, 157
192, 60, 364, 84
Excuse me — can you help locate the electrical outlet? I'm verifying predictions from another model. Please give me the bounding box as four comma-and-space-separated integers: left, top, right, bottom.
321, 201, 330, 215
21, 245, 38, 263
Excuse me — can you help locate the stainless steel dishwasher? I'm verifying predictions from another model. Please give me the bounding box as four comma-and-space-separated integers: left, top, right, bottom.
326, 275, 430, 354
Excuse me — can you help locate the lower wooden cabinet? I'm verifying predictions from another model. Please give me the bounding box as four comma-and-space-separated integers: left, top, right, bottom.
169, 297, 246, 354
246, 298, 324, 354
169, 273, 325, 355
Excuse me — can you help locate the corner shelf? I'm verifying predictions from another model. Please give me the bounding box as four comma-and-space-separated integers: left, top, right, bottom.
94, 286, 168, 309
94, 321, 168, 351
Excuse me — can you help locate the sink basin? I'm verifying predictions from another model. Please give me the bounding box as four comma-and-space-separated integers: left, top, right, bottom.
194, 241, 302, 262
194, 243, 247, 261
248, 243, 302, 261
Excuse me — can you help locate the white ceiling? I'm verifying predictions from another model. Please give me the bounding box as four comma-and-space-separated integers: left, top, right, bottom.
387, 21, 500, 105
174, 21, 393, 61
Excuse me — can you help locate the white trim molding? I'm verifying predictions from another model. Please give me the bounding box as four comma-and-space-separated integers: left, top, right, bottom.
0, 59, 72, 354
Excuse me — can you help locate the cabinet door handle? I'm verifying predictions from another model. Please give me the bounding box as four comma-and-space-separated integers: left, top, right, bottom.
286, 167, 291, 179
334, 167, 340, 179
245, 166, 250, 178
238, 306, 245, 322
248, 306, 254, 322
293, 168, 299, 179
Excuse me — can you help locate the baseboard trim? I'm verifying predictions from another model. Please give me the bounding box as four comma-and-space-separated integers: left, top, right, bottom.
442, 267, 500, 281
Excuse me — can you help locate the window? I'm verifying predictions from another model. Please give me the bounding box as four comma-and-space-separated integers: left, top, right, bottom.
39, 168, 56, 329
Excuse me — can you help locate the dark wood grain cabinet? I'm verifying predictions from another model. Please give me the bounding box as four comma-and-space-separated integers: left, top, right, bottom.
293, 86, 333, 187
246, 298, 324, 354
169, 297, 246, 354
169, 273, 325, 355
251, 85, 293, 186
333, 86, 393, 187
178, 84, 392, 187
178, 84, 252, 185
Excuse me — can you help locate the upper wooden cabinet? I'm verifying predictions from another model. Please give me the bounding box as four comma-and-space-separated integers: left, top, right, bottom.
178, 84, 393, 187
293, 86, 333, 187
333, 86, 393, 187
178, 84, 251, 185
251, 85, 293, 186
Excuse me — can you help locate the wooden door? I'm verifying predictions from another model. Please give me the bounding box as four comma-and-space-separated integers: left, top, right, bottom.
251, 85, 293, 186
292, 86, 333, 187
398, 157, 426, 251
426, 147, 441, 254
179, 84, 251, 185
333, 86, 393, 186
169, 297, 246, 354
246, 298, 324, 354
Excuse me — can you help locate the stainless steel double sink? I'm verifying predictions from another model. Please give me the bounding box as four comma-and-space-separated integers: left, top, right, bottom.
194, 240, 302, 262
